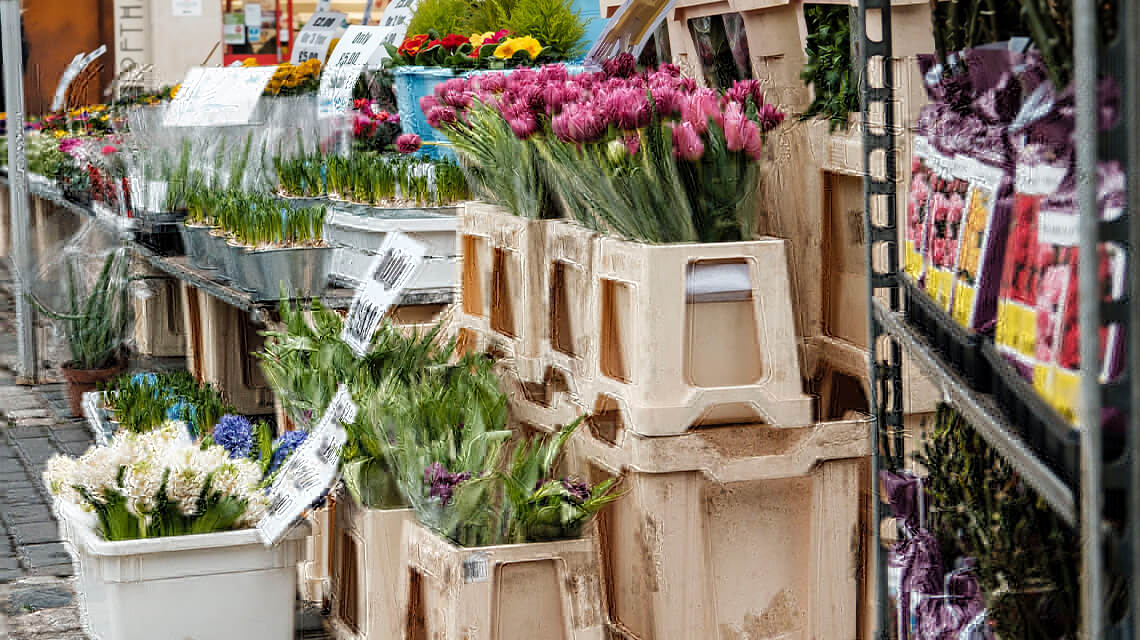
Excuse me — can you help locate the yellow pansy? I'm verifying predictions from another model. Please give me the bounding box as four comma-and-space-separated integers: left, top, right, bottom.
53, 129, 67, 138
493, 40, 518, 59
170, 84, 180, 98
470, 32, 495, 47
242, 57, 259, 67
513, 36, 542, 59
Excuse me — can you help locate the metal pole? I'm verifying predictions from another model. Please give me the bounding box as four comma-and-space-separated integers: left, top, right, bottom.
2, 0, 37, 384
1074, 0, 1102, 635
1126, 0, 1140, 632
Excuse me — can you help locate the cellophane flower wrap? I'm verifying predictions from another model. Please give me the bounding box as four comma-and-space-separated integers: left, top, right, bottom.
429, 56, 786, 242
44, 421, 270, 541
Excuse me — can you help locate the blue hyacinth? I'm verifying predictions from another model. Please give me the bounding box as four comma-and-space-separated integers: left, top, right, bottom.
165, 399, 199, 438
267, 430, 308, 476
130, 372, 158, 387
213, 414, 254, 459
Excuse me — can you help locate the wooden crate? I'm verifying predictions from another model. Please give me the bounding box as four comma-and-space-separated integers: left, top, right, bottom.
330, 498, 414, 640
132, 276, 186, 358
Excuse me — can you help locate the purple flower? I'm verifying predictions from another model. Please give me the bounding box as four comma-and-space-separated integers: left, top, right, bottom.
508, 112, 539, 139
440, 89, 473, 109
213, 414, 254, 459
604, 88, 651, 130
552, 103, 606, 143
396, 133, 422, 154
268, 430, 308, 475
419, 94, 439, 114
426, 105, 458, 128
424, 462, 471, 506
725, 79, 764, 108
561, 478, 590, 505
474, 73, 507, 94
672, 121, 705, 161
538, 64, 570, 84
650, 85, 684, 117
757, 103, 785, 133
602, 52, 637, 79
622, 133, 640, 155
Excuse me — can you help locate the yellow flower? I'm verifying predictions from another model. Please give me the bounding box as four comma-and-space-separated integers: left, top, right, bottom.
170, 84, 180, 98
301, 58, 321, 73
242, 57, 259, 67
470, 32, 495, 48
514, 36, 542, 59
493, 40, 518, 59
53, 129, 67, 138
325, 39, 340, 60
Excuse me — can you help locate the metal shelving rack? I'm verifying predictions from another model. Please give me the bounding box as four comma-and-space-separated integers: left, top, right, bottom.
859, 0, 1137, 637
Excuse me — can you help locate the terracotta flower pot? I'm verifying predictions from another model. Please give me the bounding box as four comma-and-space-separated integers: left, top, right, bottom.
61, 359, 127, 417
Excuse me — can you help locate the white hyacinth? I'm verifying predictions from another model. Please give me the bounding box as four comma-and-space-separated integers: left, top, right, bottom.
43, 454, 81, 505
240, 491, 270, 527
76, 446, 126, 504
121, 455, 166, 517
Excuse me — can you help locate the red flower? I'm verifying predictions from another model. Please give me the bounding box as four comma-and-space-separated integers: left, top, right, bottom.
398, 34, 430, 57
438, 33, 469, 49
353, 98, 370, 110
374, 110, 390, 122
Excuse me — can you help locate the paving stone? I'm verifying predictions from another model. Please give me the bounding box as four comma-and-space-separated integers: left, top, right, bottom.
0, 395, 43, 412
6, 409, 53, 421
6, 425, 52, 440
5, 584, 74, 613
0, 567, 25, 583
52, 427, 95, 443
60, 441, 93, 457
12, 417, 58, 428
31, 563, 73, 578
10, 522, 59, 546
6, 603, 82, 636
6, 506, 54, 524
21, 543, 71, 568
0, 458, 26, 474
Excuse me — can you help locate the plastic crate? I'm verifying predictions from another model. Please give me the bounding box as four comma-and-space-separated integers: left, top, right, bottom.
901, 276, 991, 392
393, 66, 457, 162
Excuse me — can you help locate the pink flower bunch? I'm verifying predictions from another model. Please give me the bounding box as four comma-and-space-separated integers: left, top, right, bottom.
427, 62, 785, 162
351, 99, 399, 139
59, 137, 83, 158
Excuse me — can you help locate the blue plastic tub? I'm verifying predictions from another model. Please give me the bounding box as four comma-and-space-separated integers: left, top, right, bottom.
393, 66, 458, 161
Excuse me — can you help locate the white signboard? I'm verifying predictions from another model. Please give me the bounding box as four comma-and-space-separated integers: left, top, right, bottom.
52, 46, 108, 112
114, 0, 151, 85
585, 0, 676, 65
290, 10, 345, 64
341, 233, 426, 356
257, 386, 357, 546
163, 66, 276, 127
172, 0, 202, 17
223, 14, 246, 44
374, 0, 419, 51
316, 26, 387, 118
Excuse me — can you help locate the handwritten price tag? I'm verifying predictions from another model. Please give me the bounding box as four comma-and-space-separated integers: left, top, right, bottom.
258, 386, 357, 546
290, 10, 346, 64
317, 26, 387, 118
341, 232, 426, 357
163, 66, 277, 127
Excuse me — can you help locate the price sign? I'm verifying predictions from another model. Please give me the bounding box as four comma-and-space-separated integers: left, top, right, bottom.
223, 13, 247, 44
163, 66, 277, 127
258, 386, 357, 546
290, 10, 346, 64
341, 232, 426, 356
52, 46, 108, 112
373, 0, 419, 52
316, 26, 386, 118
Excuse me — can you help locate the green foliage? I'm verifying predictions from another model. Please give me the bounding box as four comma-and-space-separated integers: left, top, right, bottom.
102, 370, 234, 437
800, 5, 858, 132
444, 102, 552, 219
467, 0, 518, 33
504, 0, 588, 60
201, 189, 325, 248
27, 249, 131, 370
913, 405, 1110, 638
407, 0, 473, 40
275, 151, 471, 206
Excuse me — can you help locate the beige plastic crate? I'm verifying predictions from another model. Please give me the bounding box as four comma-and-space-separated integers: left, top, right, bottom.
575, 417, 871, 640
179, 284, 274, 415
587, 236, 814, 435
299, 502, 333, 605
329, 497, 413, 640
401, 520, 606, 640
541, 220, 598, 394
455, 202, 546, 381
132, 277, 186, 358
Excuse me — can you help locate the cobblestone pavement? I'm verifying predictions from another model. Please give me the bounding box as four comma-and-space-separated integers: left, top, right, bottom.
0, 262, 332, 639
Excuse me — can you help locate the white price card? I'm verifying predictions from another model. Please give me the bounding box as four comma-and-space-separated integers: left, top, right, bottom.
373, 0, 419, 52
163, 66, 277, 127
172, 0, 202, 17
257, 386, 357, 546
317, 26, 389, 118
52, 46, 108, 112
290, 10, 346, 64
341, 232, 427, 356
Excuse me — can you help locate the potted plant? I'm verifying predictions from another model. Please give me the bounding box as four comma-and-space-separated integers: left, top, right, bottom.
93, 370, 235, 442
29, 249, 132, 417
44, 419, 310, 640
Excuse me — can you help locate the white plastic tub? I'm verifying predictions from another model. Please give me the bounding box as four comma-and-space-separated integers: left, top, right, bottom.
324, 206, 458, 290
58, 502, 308, 640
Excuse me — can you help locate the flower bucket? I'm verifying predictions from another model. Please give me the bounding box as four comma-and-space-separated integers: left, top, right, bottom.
222, 241, 255, 292
240, 245, 335, 302
324, 205, 459, 290
58, 503, 308, 640
393, 66, 458, 162
400, 520, 606, 640
179, 223, 219, 271
80, 391, 118, 446
203, 231, 235, 284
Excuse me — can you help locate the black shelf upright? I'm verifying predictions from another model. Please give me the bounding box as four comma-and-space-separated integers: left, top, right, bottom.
858, 0, 1137, 636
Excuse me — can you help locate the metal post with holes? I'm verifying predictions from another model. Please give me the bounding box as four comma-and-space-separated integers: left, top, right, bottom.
859, 0, 902, 637
1, 0, 38, 383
